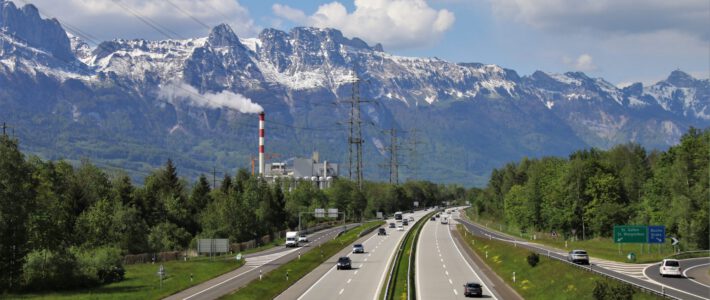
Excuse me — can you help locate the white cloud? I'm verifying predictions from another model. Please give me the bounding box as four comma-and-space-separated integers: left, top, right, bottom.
490, 0, 709, 40
272, 0, 456, 49
563, 54, 597, 72
10, 0, 259, 42
159, 83, 263, 114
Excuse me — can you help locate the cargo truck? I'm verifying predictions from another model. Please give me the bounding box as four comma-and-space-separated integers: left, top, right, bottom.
285, 231, 299, 247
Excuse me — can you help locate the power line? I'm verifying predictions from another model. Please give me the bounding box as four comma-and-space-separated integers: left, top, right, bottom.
163, 0, 212, 30
109, 0, 184, 40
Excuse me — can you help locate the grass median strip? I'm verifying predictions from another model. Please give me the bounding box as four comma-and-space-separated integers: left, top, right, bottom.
10, 255, 244, 300
456, 224, 663, 300
383, 212, 433, 300
223, 221, 384, 300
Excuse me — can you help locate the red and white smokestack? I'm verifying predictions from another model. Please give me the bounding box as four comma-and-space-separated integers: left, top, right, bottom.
258, 112, 265, 176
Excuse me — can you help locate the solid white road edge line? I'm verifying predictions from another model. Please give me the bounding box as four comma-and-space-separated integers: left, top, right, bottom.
447, 221, 499, 300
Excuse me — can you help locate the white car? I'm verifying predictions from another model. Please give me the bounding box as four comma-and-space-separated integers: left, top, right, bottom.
659, 259, 682, 277
298, 234, 308, 243
397, 225, 404, 231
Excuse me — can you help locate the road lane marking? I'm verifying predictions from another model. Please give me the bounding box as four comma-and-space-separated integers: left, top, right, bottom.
683, 262, 710, 289
354, 271, 358, 275
446, 270, 449, 276
347, 278, 352, 284
443, 264, 446, 269
449, 278, 453, 284
339, 288, 344, 295
453, 289, 458, 295
448, 220, 499, 300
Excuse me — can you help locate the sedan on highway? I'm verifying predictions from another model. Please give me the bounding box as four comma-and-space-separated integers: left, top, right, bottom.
389, 222, 396, 228
659, 259, 682, 277
336, 257, 352, 270
463, 282, 483, 297
567, 250, 589, 265
378, 228, 387, 235
397, 225, 404, 231
352, 244, 365, 253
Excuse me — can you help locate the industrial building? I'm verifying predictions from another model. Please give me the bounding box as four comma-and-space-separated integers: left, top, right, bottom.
257, 112, 338, 189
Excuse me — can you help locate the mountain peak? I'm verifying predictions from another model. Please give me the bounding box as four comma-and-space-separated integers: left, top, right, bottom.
207, 24, 242, 48
665, 70, 695, 87
0, 0, 74, 62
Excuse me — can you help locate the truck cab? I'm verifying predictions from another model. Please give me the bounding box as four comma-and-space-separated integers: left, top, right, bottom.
285, 231, 299, 247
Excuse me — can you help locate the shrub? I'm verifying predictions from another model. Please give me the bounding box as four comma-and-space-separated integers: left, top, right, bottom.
526, 252, 540, 267
73, 246, 125, 284
593, 279, 634, 300
22, 249, 80, 290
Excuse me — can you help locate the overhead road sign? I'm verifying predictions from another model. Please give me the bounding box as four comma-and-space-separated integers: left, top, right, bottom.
613, 225, 647, 243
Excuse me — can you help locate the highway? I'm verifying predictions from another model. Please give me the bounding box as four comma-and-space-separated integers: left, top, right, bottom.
456, 216, 710, 300
416, 210, 499, 299
644, 257, 710, 299
164, 224, 358, 300
278, 210, 429, 300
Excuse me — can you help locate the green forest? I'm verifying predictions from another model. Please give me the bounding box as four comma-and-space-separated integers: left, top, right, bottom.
471, 128, 709, 251
0, 134, 465, 292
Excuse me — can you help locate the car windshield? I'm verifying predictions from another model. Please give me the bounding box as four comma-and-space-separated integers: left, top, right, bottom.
466, 283, 481, 288
665, 260, 680, 267
339, 257, 349, 262
573, 251, 587, 255
354, 244, 362, 248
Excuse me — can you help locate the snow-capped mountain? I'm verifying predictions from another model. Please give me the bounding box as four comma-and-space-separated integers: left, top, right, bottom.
1, 0, 708, 185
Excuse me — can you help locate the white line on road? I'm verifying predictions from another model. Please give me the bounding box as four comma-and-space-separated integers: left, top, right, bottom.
347, 278, 352, 284
339, 288, 344, 295
449, 222, 498, 300
449, 279, 453, 284
683, 263, 710, 289
453, 289, 458, 295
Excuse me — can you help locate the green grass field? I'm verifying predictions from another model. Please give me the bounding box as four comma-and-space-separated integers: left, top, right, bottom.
7, 255, 244, 300
223, 221, 384, 300
465, 209, 682, 264
456, 224, 663, 300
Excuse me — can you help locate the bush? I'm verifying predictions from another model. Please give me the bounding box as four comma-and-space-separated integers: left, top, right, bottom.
22, 249, 81, 290
73, 246, 126, 284
527, 252, 540, 267
593, 279, 634, 300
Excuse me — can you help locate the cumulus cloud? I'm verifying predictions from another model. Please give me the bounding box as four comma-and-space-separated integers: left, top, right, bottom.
490, 0, 709, 40
563, 54, 597, 72
10, 0, 259, 42
272, 0, 456, 49
159, 83, 263, 114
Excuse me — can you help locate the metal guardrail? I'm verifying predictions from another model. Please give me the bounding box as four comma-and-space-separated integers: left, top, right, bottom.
382, 211, 436, 300
456, 218, 683, 300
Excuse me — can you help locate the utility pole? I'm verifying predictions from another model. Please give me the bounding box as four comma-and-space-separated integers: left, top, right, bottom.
380, 127, 408, 185
213, 166, 217, 189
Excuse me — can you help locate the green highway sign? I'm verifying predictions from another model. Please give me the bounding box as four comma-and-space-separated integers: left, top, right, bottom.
614, 225, 647, 243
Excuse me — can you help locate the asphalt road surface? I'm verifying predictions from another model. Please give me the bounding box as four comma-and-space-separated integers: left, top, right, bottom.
164, 224, 358, 300
284, 210, 429, 300
416, 210, 499, 299
457, 217, 709, 300
644, 257, 710, 299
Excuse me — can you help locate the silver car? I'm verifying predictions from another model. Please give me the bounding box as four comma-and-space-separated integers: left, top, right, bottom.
567, 250, 589, 265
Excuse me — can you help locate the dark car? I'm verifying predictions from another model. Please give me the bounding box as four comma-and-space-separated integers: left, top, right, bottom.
378, 228, 387, 235
402, 219, 409, 226
389, 222, 396, 228
336, 256, 352, 270
463, 282, 483, 297
430, 217, 436, 221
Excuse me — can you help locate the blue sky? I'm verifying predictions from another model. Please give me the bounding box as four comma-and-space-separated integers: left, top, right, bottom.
17, 0, 710, 85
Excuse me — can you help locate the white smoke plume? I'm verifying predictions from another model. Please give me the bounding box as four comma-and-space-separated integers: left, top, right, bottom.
159, 83, 263, 114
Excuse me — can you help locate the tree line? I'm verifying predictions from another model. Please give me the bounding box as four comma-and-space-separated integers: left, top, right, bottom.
471, 128, 709, 250
0, 135, 465, 292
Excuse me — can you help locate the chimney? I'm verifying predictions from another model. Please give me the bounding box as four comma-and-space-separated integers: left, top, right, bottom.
259, 112, 265, 176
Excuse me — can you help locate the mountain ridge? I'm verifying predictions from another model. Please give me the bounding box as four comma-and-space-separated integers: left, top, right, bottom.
1, 0, 708, 186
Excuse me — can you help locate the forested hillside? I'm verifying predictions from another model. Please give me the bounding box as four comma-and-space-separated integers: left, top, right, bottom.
471, 127, 709, 250
0, 135, 465, 292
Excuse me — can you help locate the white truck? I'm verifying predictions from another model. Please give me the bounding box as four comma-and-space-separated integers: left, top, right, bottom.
285, 231, 299, 247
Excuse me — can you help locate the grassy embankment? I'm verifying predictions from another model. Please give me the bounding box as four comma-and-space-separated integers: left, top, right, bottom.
456, 224, 663, 300
464, 208, 687, 264
383, 212, 434, 300
9, 255, 244, 300
223, 221, 384, 300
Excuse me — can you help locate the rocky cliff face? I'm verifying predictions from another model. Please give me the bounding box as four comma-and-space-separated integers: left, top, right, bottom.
0, 0, 707, 185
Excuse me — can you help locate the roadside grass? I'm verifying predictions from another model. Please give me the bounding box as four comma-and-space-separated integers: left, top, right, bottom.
223, 221, 384, 300
240, 237, 285, 256
456, 224, 663, 300
464, 209, 685, 264
8, 254, 244, 300
384, 212, 433, 300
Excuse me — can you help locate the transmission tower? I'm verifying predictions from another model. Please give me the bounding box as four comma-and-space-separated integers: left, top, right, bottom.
345, 70, 366, 190
406, 128, 426, 181
379, 127, 409, 185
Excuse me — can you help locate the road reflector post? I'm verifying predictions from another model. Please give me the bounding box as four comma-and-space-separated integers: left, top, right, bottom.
485, 251, 488, 259
259, 269, 262, 281
513, 272, 516, 283
565, 241, 568, 248
286, 270, 289, 281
